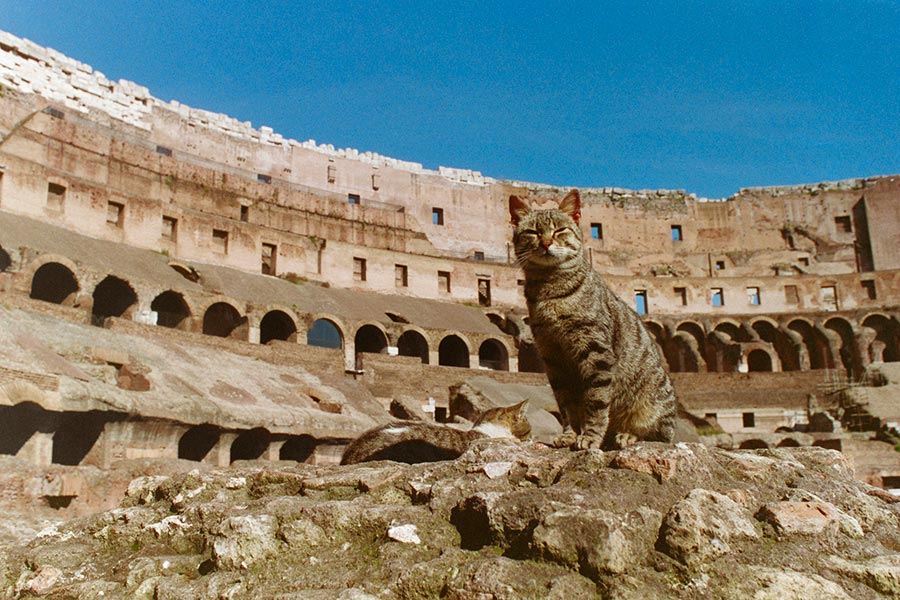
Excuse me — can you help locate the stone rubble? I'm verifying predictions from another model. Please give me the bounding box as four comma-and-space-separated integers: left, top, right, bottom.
3, 441, 900, 599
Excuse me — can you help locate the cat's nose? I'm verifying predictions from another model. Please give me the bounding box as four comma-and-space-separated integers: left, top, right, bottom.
539, 239, 552, 249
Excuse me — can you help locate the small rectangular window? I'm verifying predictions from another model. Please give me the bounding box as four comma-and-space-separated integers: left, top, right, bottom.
47, 182, 66, 210
799, 257, 810, 266
834, 215, 852, 233
747, 287, 760, 305
261, 243, 277, 275
432, 207, 444, 226
711, 288, 724, 307
327, 164, 336, 183
438, 270, 451, 293
156, 145, 172, 157
372, 173, 380, 190
715, 260, 726, 271
257, 173, 272, 184
704, 412, 717, 421
861, 279, 877, 300
674, 286, 687, 306
635, 290, 648, 315
784, 285, 799, 304
162, 216, 177, 240
820, 285, 838, 311
478, 278, 491, 307
671, 224, 683, 242
742, 412, 756, 428
353, 257, 367, 282
590, 223, 603, 240
474, 251, 485, 261
395, 264, 408, 287
348, 194, 360, 205
106, 201, 124, 227
212, 229, 228, 253
240, 205, 249, 222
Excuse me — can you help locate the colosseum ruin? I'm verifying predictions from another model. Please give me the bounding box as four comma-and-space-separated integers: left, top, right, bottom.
1, 30, 899, 513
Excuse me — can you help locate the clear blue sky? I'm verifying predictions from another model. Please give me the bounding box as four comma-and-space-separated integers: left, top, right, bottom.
3, 1, 899, 198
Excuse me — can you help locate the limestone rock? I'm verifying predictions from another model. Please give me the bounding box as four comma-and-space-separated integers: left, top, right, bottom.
756, 501, 840, 535
659, 488, 760, 565
212, 514, 279, 569
825, 554, 900, 596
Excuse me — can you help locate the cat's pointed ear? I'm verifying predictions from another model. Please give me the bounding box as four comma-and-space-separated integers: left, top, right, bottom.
509, 195, 531, 226
558, 189, 581, 223
512, 399, 529, 414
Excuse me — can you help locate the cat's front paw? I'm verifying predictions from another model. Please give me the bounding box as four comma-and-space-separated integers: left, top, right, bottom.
613, 432, 639, 449
552, 431, 578, 448
574, 434, 604, 450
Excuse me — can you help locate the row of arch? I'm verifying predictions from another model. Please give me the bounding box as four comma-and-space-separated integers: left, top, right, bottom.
0, 400, 326, 467
645, 314, 900, 375
26, 260, 513, 371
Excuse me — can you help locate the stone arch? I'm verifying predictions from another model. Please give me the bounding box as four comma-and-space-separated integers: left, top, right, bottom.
280, 435, 317, 463
788, 318, 834, 370
439, 334, 471, 368
92, 275, 139, 325
397, 328, 429, 364
777, 437, 801, 447
485, 311, 521, 337
306, 317, 344, 349
230, 427, 270, 462
862, 313, 900, 363
824, 316, 857, 374
478, 338, 510, 371
644, 320, 676, 372
203, 301, 248, 339
53, 411, 106, 465
0, 401, 53, 457
738, 439, 769, 450
752, 318, 800, 372
355, 323, 389, 355
747, 349, 773, 372
260, 309, 298, 344
675, 321, 707, 355
714, 319, 751, 342
151, 290, 192, 329
178, 424, 219, 461
30, 261, 80, 305
671, 331, 702, 372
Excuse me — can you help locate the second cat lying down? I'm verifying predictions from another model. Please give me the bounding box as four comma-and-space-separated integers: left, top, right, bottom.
340, 401, 531, 465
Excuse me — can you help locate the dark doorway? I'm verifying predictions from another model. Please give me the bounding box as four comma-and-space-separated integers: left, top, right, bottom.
747, 349, 773, 372
30, 262, 79, 305
397, 330, 429, 364
151, 291, 191, 329
202, 302, 247, 339
280, 435, 317, 462
439, 335, 470, 368
52, 412, 106, 465
178, 424, 219, 461
92, 275, 138, 325
307, 319, 342, 349
231, 428, 270, 462
260, 310, 297, 344
478, 339, 508, 371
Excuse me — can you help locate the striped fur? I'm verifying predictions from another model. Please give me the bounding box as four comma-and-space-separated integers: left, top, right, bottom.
510, 190, 676, 450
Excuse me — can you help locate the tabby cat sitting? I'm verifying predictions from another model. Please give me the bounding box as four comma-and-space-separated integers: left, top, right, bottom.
509, 189, 676, 450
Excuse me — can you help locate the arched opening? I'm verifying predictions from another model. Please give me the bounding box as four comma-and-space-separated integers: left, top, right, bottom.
777, 438, 801, 447
0, 247, 11, 272
151, 291, 191, 329
824, 317, 857, 374
397, 330, 429, 364
230, 428, 270, 462
714, 321, 751, 342
178, 424, 219, 461
52, 412, 106, 465
862, 314, 900, 363
788, 319, 833, 370
307, 318, 343, 349
747, 349, 773, 372
738, 439, 769, 450
280, 435, 317, 462
478, 339, 509, 371
753, 320, 799, 371
30, 262, 79, 305
92, 275, 138, 325
202, 302, 247, 339
355, 324, 388, 355
438, 335, 470, 368
0, 402, 53, 456
260, 310, 298, 344
671, 331, 702, 372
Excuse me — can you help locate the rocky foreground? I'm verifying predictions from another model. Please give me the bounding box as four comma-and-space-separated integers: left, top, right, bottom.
4, 441, 900, 599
